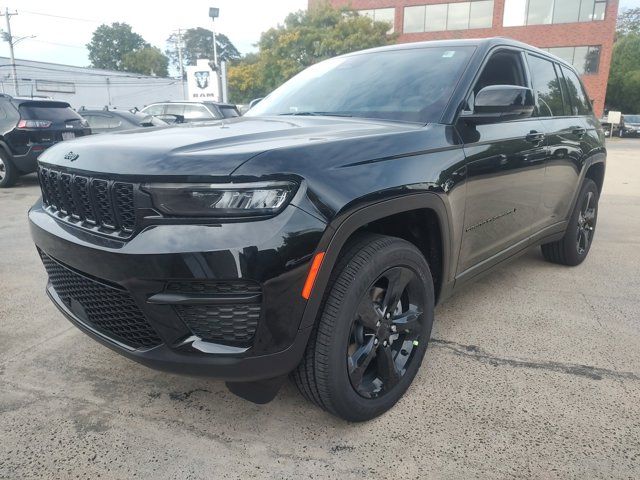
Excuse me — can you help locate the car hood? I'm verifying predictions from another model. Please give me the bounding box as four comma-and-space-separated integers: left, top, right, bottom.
37, 116, 418, 178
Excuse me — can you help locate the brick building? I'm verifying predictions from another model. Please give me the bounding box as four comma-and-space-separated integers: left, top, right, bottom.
309, 0, 619, 116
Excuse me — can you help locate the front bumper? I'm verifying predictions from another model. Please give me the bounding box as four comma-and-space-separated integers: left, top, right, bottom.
29, 203, 326, 381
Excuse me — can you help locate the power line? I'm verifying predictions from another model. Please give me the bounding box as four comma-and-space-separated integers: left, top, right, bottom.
19, 10, 102, 24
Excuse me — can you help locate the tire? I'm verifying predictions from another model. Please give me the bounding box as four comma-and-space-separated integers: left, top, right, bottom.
541, 179, 599, 266
0, 150, 17, 188
292, 233, 435, 422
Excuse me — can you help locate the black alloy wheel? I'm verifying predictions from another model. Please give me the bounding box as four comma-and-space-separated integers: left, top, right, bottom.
348, 267, 424, 399
292, 233, 434, 422
541, 178, 599, 266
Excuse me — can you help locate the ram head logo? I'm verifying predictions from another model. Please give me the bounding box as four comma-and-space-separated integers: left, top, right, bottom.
194, 71, 210, 90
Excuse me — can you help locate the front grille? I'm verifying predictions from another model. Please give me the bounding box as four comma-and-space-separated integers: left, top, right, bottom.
38, 166, 136, 236
39, 251, 161, 349
175, 304, 261, 343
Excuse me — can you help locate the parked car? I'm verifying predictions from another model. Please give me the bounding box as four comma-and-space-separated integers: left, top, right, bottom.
621, 114, 640, 138
78, 108, 167, 134
0, 95, 90, 188
29, 38, 606, 421
140, 101, 241, 124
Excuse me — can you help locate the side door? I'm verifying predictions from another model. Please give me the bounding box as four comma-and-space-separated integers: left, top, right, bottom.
526, 54, 587, 227
456, 49, 547, 275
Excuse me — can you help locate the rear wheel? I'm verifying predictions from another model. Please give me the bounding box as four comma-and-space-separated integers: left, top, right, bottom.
541, 179, 599, 266
292, 234, 434, 422
0, 150, 17, 188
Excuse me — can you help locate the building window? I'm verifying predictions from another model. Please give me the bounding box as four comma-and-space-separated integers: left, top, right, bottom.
403, 1, 493, 33
546, 45, 602, 74
359, 8, 396, 33
503, 0, 606, 27
35, 80, 76, 94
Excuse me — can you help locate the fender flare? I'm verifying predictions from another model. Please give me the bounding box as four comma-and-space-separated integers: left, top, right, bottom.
299, 192, 454, 329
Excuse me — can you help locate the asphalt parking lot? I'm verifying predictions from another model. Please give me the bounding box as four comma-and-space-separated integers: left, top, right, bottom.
1, 139, 639, 479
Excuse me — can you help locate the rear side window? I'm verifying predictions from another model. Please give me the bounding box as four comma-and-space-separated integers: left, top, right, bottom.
219, 106, 240, 118
83, 114, 121, 129
561, 66, 592, 116
164, 104, 185, 116
143, 104, 164, 116
19, 103, 82, 122
184, 104, 216, 121
527, 54, 565, 117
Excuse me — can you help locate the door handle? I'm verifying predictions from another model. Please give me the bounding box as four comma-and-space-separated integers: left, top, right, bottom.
525, 131, 545, 145
572, 127, 587, 137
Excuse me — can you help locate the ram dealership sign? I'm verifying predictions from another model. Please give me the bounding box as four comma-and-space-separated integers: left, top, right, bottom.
186, 59, 220, 101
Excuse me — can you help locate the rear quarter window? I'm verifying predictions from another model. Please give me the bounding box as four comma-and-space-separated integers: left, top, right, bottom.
18, 103, 82, 122
561, 66, 592, 116
219, 106, 240, 118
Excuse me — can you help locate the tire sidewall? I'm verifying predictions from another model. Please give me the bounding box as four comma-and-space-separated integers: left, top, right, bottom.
563, 179, 599, 265
0, 149, 17, 188
323, 240, 434, 421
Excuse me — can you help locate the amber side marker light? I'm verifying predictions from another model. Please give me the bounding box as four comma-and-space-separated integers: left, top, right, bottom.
302, 252, 325, 300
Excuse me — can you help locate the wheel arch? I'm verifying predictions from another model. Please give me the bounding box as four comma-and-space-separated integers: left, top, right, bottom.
299, 192, 454, 330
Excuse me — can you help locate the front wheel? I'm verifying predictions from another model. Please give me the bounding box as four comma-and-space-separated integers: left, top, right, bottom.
541, 179, 599, 266
292, 234, 434, 422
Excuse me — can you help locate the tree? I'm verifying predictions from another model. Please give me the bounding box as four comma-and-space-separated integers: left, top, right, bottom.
87, 23, 148, 71
617, 7, 640, 37
228, 5, 395, 103
606, 34, 640, 112
122, 46, 169, 77
166, 28, 241, 74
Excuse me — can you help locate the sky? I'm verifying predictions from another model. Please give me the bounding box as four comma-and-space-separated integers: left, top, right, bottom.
0, 0, 308, 67
1, 0, 639, 70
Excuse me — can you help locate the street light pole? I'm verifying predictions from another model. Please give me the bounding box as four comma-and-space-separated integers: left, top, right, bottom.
209, 7, 222, 102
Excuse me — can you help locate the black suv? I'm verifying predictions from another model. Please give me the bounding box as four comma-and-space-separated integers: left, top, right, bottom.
0, 95, 90, 188
29, 38, 605, 421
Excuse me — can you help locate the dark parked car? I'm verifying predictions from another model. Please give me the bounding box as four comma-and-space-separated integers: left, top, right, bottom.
30, 38, 606, 421
140, 101, 241, 124
79, 109, 167, 134
0, 95, 90, 188
621, 114, 640, 138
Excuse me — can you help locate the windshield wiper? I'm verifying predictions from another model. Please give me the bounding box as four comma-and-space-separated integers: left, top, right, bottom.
279, 111, 352, 117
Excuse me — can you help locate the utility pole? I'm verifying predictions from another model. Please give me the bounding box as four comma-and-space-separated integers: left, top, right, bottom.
1, 8, 19, 96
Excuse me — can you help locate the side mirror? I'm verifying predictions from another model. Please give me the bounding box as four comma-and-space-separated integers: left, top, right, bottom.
463, 85, 535, 124
248, 98, 263, 110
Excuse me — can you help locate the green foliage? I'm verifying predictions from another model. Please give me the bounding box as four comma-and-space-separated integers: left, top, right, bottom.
228, 5, 395, 104
617, 7, 640, 37
87, 23, 148, 71
122, 47, 169, 77
166, 28, 241, 73
607, 34, 640, 113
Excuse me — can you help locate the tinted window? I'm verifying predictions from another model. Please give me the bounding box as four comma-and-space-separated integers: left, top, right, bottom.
552, 0, 581, 23
143, 104, 164, 116
528, 55, 565, 117
247, 47, 475, 124
19, 103, 82, 122
425, 4, 448, 31
469, 1, 494, 29
447, 2, 470, 29
183, 104, 214, 121
219, 106, 240, 118
164, 104, 186, 116
404, 6, 425, 33
83, 114, 121, 129
562, 67, 592, 115
527, 0, 554, 24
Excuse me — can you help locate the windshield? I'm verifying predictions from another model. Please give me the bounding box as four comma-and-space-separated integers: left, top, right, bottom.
247, 46, 474, 124
625, 115, 640, 123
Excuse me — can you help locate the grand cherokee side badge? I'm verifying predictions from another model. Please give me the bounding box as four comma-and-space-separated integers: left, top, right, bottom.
64, 151, 79, 161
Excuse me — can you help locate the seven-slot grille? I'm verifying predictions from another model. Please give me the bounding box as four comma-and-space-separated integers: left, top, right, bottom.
38, 165, 136, 235
39, 250, 161, 349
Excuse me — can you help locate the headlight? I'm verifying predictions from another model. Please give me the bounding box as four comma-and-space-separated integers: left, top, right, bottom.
142, 181, 296, 217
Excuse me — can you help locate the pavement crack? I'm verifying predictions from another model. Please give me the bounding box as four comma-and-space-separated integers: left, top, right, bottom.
430, 338, 640, 382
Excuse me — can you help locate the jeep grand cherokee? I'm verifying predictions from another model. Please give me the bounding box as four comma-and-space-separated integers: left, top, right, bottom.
29, 38, 605, 421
